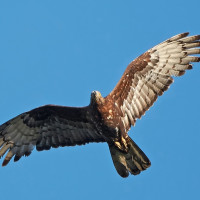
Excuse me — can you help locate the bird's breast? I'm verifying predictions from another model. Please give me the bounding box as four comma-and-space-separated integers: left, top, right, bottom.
93, 105, 121, 141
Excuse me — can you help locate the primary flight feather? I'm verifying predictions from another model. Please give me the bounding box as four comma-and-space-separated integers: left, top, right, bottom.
0, 32, 199, 177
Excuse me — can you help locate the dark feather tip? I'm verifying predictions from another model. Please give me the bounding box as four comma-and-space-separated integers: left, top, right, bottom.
14, 155, 21, 162
2, 159, 9, 166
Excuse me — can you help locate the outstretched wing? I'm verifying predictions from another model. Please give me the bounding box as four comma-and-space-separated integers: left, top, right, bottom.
0, 105, 105, 166
106, 32, 200, 131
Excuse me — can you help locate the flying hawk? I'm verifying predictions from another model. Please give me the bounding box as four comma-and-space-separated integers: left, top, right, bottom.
0, 32, 200, 178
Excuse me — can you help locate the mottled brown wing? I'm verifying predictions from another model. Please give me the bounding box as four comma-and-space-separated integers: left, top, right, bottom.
106, 32, 200, 131
0, 105, 105, 166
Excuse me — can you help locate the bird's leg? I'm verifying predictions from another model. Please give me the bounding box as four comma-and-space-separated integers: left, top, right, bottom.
114, 136, 129, 152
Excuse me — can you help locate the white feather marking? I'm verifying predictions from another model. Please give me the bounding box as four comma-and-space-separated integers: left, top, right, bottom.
122, 103, 135, 124
183, 42, 200, 49
124, 100, 135, 117
181, 56, 199, 63
123, 114, 130, 129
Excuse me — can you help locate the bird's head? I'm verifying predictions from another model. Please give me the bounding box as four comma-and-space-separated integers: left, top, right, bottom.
90, 91, 105, 106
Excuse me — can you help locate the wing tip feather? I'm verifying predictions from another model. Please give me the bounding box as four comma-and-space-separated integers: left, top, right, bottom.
2, 159, 10, 167
182, 32, 190, 37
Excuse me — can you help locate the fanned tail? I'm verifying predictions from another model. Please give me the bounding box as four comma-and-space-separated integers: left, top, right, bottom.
109, 136, 151, 178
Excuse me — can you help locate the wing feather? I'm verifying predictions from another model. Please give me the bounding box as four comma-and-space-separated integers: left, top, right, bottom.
106, 32, 200, 129
0, 105, 105, 165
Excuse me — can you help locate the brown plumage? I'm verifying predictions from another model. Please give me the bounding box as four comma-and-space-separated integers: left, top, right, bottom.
0, 32, 200, 177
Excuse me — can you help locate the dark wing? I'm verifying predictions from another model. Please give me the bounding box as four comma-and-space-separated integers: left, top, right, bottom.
0, 105, 105, 166
106, 32, 200, 131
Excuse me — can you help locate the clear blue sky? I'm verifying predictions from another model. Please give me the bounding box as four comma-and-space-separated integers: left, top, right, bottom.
0, 1, 200, 200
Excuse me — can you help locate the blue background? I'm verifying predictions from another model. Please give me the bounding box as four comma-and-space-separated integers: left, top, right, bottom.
0, 1, 200, 200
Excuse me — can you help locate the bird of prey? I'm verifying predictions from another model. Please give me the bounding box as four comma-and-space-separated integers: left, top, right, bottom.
0, 32, 199, 178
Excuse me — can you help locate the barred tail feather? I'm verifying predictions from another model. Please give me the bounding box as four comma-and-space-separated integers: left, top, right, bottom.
109, 137, 151, 178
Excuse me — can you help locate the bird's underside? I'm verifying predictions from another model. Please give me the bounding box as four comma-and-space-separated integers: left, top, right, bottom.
0, 32, 200, 178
